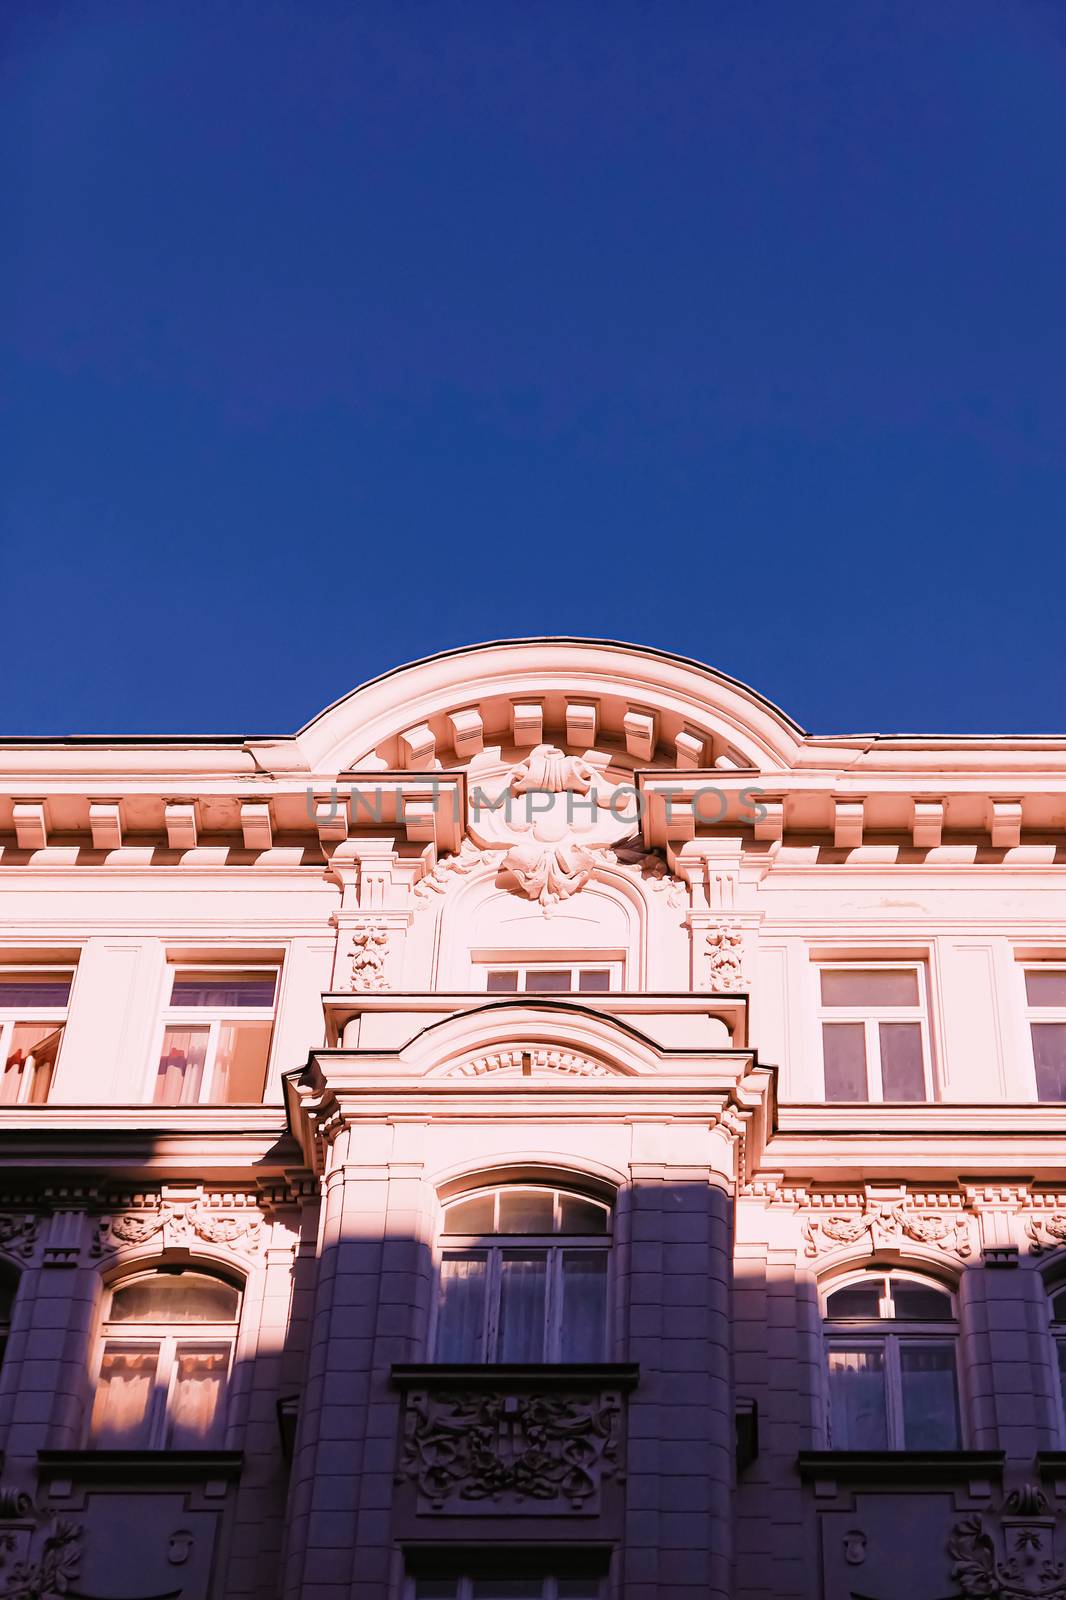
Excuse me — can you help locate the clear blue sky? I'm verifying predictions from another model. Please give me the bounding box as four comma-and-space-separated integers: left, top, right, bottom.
4, 1, 1064, 736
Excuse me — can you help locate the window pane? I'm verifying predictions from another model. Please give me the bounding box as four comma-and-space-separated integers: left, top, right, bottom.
559, 1251, 608, 1361
900, 1345, 959, 1448
168, 1343, 230, 1447
578, 970, 612, 992
497, 1253, 547, 1362
443, 1194, 496, 1235
91, 1343, 158, 1446
109, 1272, 239, 1324
822, 1023, 868, 1100
1026, 972, 1066, 1008
212, 1021, 271, 1103
498, 1190, 555, 1233
486, 970, 519, 993
825, 1281, 884, 1320
1033, 1024, 1066, 1101
821, 969, 920, 1007
3, 1023, 63, 1104
524, 970, 571, 992
154, 1027, 209, 1106
0, 973, 72, 1007
436, 1254, 487, 1362
1057, 1341, 1066, 1422
558, 1195, 609, 1235
170, 971, 277, 1008
878, 1022, 926, 1101
827, 1347, 888, 1449
891, 1281, 953, 1321
1051, 1289, 1066, 1325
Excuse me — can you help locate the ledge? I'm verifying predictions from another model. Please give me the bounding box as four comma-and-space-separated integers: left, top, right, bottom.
37, 1449, 244, 1484
797, 1450, 1004, 1486
391, 1363, 640, 1392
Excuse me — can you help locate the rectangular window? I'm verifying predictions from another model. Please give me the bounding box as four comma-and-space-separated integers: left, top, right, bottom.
819, 965, 931, 1102
153, 967, 277, 1106
483, 965, 617, 994
0, 968, 73, 1106
436, 1247, 609, 1364
826, 1339, 959, 1449
1025, 969, 1066, 1101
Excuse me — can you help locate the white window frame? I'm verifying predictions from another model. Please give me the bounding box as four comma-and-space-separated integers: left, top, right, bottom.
1023, 965, 1066, 1102
478, 961, 623, 994
817, 961, 933, 1102
1048, 1284, 1066, 1442
0, 966, 74, 1105
150, 963, 279, 1105
822, 1271, 960, 1449
90, 1272, 240, 1450
432, 1187, 612, 1364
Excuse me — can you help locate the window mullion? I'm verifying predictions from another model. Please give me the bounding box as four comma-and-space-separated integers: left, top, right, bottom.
486, 1249, 501, 1362
201, 1018, 221, 1103
867, 1017, 882, 1100
886, 1337, 904, 1448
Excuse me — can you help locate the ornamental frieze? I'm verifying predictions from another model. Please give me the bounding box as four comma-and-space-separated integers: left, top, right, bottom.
398, 1385, 625, 1514
0, 1215, 38, 1260
803, 1200, 972, 1258
93, 1200, 264, 1257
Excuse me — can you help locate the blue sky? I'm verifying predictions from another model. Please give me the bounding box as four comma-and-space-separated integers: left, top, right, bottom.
4, 1, 1064, 736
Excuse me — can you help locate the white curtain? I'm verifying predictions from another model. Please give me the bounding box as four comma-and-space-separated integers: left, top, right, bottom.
497, 1253, 547, 1362
154, 1028, 208, 1105
436, 1253, 488, 1361
827, 1346, 887, 1449
168, 1345, 229, 1446
90, 1344, 157, 1445
900, 1344, 959, 1448
559, 1251, 608, 1362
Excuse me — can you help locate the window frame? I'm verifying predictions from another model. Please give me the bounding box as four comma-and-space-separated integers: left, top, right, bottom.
150, 963, 280, 1106
821, 1270, 961, 1450
1047, 1282, 1066, 1442
407, 1576, 603, 1600
1022, 965, 1066, 1102
432, 1186, 612, 1365
478, 961, 623, 995
0, 966, 75, 1106
89, 1268, 242, 1451
816, 960, 934, 1103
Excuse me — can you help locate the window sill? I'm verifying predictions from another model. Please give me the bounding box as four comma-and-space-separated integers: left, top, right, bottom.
392, 1363, 639, 1392
37, 1449, 244, 1485
797, 1450, 1004, 1487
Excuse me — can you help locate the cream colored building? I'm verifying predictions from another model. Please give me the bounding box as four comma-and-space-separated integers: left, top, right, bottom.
0, 638, 1064, 1600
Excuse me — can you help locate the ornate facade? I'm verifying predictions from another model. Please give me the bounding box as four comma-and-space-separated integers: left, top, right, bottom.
0, 637, 1065, 1599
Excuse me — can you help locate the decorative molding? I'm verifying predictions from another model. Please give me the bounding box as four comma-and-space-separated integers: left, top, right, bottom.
348, 921, 391, 991
413, 839, 500, 902
803, 1196, 973, 1258
950, 1485, 1065, 1599
0, 1214, 38, 1260
444, 1047, 611, 1080
1026, 1214, 1066, 1254
0, 1492, 81, 1600
398, 1384, 625, 1513
93, 1199, 264, 1257
705, 922, 746, 991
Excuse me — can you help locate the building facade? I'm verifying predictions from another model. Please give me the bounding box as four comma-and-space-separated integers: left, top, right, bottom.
1, 637, 1065, 1600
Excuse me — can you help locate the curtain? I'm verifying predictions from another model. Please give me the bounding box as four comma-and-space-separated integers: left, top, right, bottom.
154, 1027, 208, 1105
826, 1346, 887, 1448
90, 1344, 157, 1446
436, 1253, 488, 1361
559, 1251, 608, 1361
497, 1253, 547, 1362
168, 1345, 230, 1446
900, 1344, 959, 1448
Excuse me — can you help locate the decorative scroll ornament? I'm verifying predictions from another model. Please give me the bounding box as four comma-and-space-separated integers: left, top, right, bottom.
706, 923, 745, 990
0, 1215, 38, 1260
94, 1202, 263, 1256
399, 1386, 624, 1512
348, 922, 391, 991
803, 1201, 972, 1258
950, 1486, 1066, 1599
0, 1508, 81, 1600
1026, 1214, 1066, 1254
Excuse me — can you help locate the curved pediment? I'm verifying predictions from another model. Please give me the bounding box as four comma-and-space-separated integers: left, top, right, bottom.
292, 638, 804, 777
396, 999, 674, 1080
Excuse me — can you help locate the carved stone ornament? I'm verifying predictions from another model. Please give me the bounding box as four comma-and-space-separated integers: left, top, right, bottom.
949, 1485, 1066, 1599
803, 1201, 972, 1258
0, 1491, 81, 1600
1026, 1214, 1066, 1254
348, 921, 391, 991
705, 923, 745, 990
94, 1202, 263, 1256
444, 1047, 610, 1080
399, 1386, 624, 1513
0, 1215, 38, 1260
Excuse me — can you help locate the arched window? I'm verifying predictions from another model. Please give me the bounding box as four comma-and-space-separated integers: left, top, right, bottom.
0, 1267, 18, 1368
822, 1269, 959, 1450
90, 1268, 241, 1449
435, 1186, 610, 1364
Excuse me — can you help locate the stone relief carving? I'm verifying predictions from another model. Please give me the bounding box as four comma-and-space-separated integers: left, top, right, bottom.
803, 1200, 972, 1258
705, 923, 746, 990
0, 1216, 37, 1260
93, 1200, 263, 1257
1025, 1214, 1066, 1253
399, 1386, 624, 1513
0, 1491, 81, 1600
348, 921, 391, 990
949, 1485, 1066, 1599
444, 1047, 610, 1080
